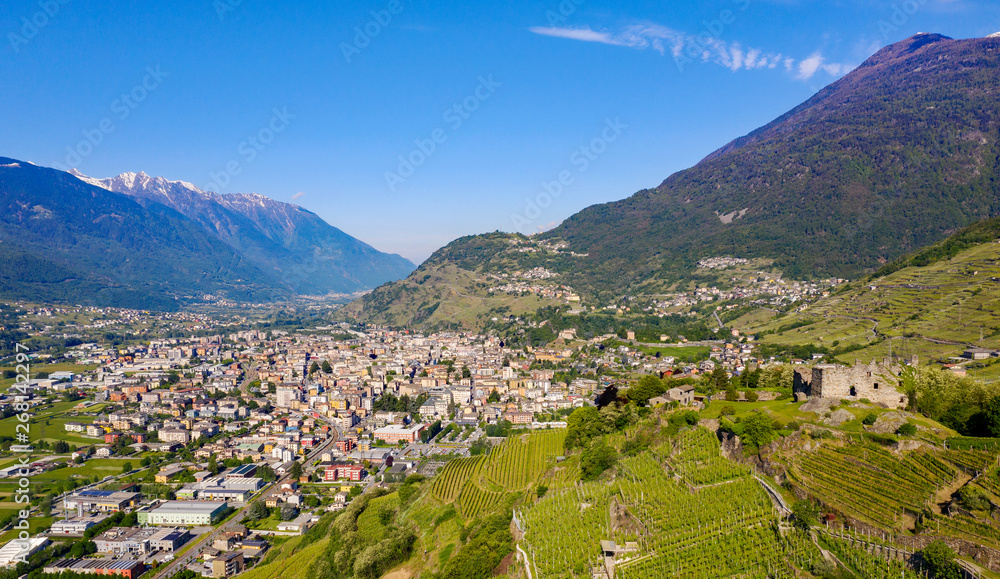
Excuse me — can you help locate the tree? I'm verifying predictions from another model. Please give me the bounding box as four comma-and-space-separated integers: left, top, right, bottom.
53, 440, 70, 453
626, 374, 665, 406
258, 465, 276, 482
922, 540, 963, 579
322, 360, 333, 374
247, 500, 269, 522
309, 361, 320, 375
487, 389, 500, 403
984, 395, 1000, 437
791, 500, 819, 530
580, 438, 617, 481
246, 501, 269, 522
741, 411, 776, 449
207, 455, 220, 476
745, 389, 759, 402
565, 406, 607, 450
896, 422, 917, 436
709, 366, 729, 392
289, 461, 303, 480
39, 494, 53, 517
121, 462, 133, 474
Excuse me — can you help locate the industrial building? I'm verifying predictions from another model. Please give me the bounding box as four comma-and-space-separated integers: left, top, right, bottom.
64, 490, 141, 513
50, 515, 108, 535
137, 501, 228, 526
42, 558, 144, 579
93, 527, 190, 555
225, 464, 257, 478
0, 537, 49, 566
176, 476, 265, 502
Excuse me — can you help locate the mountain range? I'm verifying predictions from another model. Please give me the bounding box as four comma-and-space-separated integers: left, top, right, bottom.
0, 160, 414, 309
346, 33, 1000, 328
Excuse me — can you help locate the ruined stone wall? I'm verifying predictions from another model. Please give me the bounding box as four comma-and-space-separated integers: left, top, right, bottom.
810, 360, 908, 409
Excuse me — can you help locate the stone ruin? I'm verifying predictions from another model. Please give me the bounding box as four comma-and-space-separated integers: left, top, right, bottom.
793, 357, 913, 409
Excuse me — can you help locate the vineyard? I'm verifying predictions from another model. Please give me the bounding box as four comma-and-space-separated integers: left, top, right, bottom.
429, 429, 567, 519
817, 533, 923, 579
517, 427, 826, 578
788, 442, 1000, 540
656, 427, 750, 486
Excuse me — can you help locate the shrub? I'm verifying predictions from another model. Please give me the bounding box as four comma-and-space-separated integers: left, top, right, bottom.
791, 500, 820, 530
958, 486, 991, 511
720, 405, 736, 416
922, 540, 963, 579
862, 412, 878, 426
896, 422, 918, 436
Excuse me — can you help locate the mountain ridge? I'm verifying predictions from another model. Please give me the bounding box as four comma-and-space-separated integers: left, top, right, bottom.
0, 159, 416, 309
68, 168, 416, 295
347, 33, 1000, 327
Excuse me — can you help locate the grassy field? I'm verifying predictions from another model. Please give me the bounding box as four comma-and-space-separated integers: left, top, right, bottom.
0, 397, 104, 446
0, 362, 99, 390
629, 343, 711, 361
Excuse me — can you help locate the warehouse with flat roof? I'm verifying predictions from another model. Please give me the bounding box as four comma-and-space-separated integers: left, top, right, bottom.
64, 490, 141, 513
137, 501, 228, 526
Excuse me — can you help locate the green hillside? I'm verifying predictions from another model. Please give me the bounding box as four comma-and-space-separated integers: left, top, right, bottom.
544, 34, 1000, 295
341, 233, 577, 330
734, 216, 1000, 377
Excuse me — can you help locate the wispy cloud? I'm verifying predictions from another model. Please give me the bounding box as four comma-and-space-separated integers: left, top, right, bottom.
529, 23, 854, 80
528, 26, 623, 45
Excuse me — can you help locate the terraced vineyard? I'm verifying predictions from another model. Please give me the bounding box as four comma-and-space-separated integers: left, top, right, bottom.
817, 534, 922, 579
457, 483, 504, 520
657, 426, 751, 486
431, 456, 484, 502
518, 427, 824, 578
481, 428, 566, 488
429, 429, 567, 519
788, 444, 958, 528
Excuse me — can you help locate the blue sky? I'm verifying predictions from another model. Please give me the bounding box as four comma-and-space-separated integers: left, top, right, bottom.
1, 0, 996, 263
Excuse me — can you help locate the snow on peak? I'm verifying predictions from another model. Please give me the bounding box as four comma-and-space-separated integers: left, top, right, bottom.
988, 32, 1000, 38
118, 171, 138, 188
67, 168, 110, 189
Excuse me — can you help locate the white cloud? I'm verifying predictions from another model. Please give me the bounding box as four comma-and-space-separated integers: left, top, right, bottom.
797, 52, 825, 80
527, 26, 623, 46
529, 23, 853, 82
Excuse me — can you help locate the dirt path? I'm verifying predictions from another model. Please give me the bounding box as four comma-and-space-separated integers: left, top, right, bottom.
934, 472, 972, 514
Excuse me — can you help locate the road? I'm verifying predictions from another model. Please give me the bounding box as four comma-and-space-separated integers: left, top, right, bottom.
150, 428, 340, 579
238, 365, 260, 397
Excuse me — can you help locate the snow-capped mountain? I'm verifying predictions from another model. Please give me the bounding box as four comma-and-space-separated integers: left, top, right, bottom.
69, 169, 415, 295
